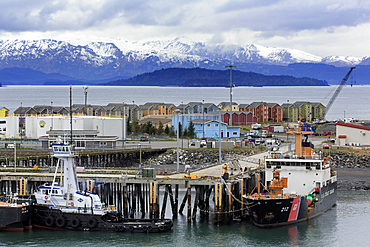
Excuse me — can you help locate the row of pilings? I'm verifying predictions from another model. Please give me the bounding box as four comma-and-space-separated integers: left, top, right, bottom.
0, 148, 168, 168
0, 171, 262, 224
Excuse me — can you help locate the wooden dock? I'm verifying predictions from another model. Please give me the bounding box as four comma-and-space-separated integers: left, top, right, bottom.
0, 148, 266, 224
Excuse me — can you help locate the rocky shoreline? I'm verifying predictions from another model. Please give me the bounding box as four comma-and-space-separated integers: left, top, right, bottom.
145, 149, 370, 191
329, 151, 370, 190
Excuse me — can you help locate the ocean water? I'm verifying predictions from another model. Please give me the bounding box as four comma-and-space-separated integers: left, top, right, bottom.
0, 190, 369, 247
0, 85, 369, 121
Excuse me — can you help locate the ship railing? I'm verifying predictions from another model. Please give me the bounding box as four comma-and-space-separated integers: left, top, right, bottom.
267, 152, 323, 160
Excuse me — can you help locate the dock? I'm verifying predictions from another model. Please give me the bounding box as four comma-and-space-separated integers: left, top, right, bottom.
0, 147, 273, 224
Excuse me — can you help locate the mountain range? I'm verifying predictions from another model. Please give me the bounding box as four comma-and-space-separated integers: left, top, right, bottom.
0, 37, 367, 85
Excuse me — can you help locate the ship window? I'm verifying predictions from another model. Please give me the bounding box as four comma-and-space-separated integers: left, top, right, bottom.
266, 161, 272, 168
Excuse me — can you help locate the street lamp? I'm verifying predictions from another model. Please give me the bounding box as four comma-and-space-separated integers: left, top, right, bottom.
202, 100, 205, 139
51, 101, 53, 131
175, 109, 180, 173
181, 101, 184, 149
219, 106, 222, 165
122, 101, 125, 146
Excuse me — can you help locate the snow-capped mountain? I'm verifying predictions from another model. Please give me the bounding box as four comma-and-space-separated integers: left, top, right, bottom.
0, 37, 367, 82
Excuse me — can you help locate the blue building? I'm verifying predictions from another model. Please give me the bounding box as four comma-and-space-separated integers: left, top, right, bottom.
172, 114, 240, 138
172, 114, 219, 132
192, 119, 240, 138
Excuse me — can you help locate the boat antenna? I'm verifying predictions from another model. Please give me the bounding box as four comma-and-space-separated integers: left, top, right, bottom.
70, 85, 73, 145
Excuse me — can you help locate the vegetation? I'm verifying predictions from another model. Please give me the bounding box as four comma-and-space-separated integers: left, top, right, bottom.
128, 120, 196, 138
105, 68, 328, 87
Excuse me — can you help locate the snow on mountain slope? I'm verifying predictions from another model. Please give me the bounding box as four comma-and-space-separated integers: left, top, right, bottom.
0, 38, 365, 66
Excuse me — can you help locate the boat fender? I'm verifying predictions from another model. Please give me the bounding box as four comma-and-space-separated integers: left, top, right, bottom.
55, 217, 66, 228
119, 226, 124, 232
158, 225, 164, 231
87, 218, 98, 228
45, 216, 54, 227
142, 225, 148, 231
129, 225, 134, 232
114, 225, 119, 231
147, 225, 153, 231
71, 218, 81, 228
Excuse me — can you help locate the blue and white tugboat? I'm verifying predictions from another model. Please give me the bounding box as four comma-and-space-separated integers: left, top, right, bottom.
244, 121, 337, 227
32, 141, 173, 232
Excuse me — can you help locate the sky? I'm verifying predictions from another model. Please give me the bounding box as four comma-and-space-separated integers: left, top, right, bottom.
0, 0, 370, 57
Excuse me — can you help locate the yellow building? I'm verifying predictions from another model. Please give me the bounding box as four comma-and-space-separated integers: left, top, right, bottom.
218, 102, 239, 112
0, 107, 9, 117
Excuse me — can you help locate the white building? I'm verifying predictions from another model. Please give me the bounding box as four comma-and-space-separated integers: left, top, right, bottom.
4, 115, 126, 140
336, 122, 370, 146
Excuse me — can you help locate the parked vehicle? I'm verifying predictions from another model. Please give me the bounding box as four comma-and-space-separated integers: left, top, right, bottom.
140, 136, 148, 141
323, 143, 330, 149
200, 140, 207, 148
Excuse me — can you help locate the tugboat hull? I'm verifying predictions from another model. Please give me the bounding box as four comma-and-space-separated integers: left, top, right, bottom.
32, 205, 173, 233
246, 182, 337, 228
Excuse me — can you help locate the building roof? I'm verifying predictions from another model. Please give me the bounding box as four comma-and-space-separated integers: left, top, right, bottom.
336, 122, 370, 131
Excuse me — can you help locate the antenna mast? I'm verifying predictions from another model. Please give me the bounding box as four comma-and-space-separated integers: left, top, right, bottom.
226, 65, 235, 126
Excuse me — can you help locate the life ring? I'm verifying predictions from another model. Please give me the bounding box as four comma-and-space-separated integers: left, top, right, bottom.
70, 202, 74, 206
45, 216, 54, 227
158, 225, 164, 231
70, 218, 81, 228
45, 196, 49, 200
55, 217, 66, 228
87, 218, 98, 228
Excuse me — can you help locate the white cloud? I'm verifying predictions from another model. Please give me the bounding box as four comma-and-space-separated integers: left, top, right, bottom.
0, 0, 369, 57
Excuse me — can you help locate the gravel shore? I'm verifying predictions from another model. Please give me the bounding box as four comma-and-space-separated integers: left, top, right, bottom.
335, 167, 370, 190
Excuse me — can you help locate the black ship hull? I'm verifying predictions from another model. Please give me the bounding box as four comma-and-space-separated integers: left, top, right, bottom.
245, 182, 337, 228
32, 205, 173, 233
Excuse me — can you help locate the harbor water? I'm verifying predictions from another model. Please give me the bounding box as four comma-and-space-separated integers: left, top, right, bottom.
0, 85, 369, 245
0, 190, 369, 247
0, 85, 369, 121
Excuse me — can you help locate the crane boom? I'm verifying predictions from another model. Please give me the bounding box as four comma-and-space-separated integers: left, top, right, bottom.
325, 67, 356, 116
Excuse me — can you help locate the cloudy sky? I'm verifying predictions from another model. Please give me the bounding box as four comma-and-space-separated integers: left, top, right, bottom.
0, 0, 369, 57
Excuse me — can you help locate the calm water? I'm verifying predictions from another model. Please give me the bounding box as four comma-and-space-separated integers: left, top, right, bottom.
0, 190, 369, 247
0, 85, 369, 246
0, 85, 369, 121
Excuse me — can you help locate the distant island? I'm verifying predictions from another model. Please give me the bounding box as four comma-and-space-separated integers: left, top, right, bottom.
101, 68, 328, 87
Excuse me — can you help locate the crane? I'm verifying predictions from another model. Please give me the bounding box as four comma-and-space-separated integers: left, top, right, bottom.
324, 67, 356, 119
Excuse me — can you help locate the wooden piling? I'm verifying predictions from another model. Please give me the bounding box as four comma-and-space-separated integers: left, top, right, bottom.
161, 185, 168, 219
187, 186, 191, 222
179, 189, 188, 215
192, 186, 199, 220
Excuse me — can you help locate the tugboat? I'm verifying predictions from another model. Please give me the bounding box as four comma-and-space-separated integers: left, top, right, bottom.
32, 141, 173, 232
244, 120, 337, 227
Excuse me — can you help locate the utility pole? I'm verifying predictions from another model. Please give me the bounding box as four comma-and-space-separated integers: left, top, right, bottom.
202, 100, 205, 139
70, 85, 73, 145
226, 65, 235, 126
83, 86, 88, 115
